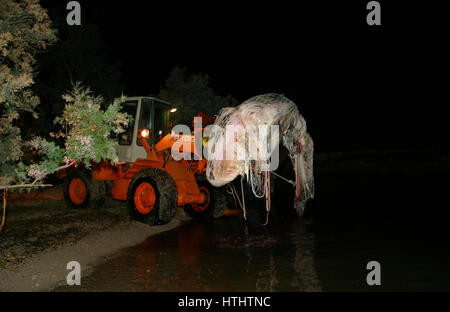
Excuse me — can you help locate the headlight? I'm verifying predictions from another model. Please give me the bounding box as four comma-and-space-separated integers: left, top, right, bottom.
141, 129, 149, 138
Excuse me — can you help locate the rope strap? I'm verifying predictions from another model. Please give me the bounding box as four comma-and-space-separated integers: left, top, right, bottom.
270, 171, 295, 187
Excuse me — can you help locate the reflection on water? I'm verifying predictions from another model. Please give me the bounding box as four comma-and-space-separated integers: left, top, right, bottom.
54, 216, 322, 292
54, 173, 450, 292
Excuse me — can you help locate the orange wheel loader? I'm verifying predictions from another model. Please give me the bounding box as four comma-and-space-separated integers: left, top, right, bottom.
60, 97, 231, 225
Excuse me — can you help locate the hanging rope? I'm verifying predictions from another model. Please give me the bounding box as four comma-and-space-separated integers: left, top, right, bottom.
226, 180, 247, 220
249, 164, 265, 198
240, 176, 247, 220
1, 190, 6, 233
270, 171, 295, 187
262, 169, 271, 226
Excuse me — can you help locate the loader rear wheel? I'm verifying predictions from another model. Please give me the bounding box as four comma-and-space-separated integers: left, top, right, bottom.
190, 185, 211, 213
68, 177, 86, 205
127, 168, 178, 226
183, 184, 210, 219
183, 182, 227, 219
63, 169, 106, 209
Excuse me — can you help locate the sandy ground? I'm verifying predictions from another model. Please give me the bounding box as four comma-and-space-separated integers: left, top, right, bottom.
0, 185, 190, 292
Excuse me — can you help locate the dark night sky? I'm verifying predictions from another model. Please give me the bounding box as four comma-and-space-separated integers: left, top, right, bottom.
40, 0, 447, 152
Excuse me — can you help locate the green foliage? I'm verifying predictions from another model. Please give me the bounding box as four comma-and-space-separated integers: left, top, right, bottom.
159, 66, 238, 125
53, 83, 129, 168
23, 137, 64, 182
1, 83, 129, 188
0, 0, 57, 111
0, 0, 56, 186
0, 1, 128, 188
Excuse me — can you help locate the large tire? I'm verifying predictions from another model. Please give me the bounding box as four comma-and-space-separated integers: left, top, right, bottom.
127, 168, 178, 226
63, 168, 106, 209
183, 181, 228, 219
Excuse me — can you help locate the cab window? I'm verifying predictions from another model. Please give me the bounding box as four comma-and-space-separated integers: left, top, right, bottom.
137, 99, 153, 146
118, 101, 138, 145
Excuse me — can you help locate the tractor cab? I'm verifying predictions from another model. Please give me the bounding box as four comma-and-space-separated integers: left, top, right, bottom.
113, 96, 175, 162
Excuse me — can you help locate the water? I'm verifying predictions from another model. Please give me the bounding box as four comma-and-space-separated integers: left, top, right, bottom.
54, 173, 450, 291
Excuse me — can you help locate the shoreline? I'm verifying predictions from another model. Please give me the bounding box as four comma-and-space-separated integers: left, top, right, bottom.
0, 185, 190, 292
0, 214, 189, 291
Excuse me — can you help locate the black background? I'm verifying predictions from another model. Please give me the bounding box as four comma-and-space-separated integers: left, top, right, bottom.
39, 0, 448, 153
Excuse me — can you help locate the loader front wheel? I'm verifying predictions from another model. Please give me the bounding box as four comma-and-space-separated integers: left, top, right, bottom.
127, 168, 178, 226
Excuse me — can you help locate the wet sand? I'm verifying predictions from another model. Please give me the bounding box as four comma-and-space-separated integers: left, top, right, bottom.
0, 188, 189, 291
